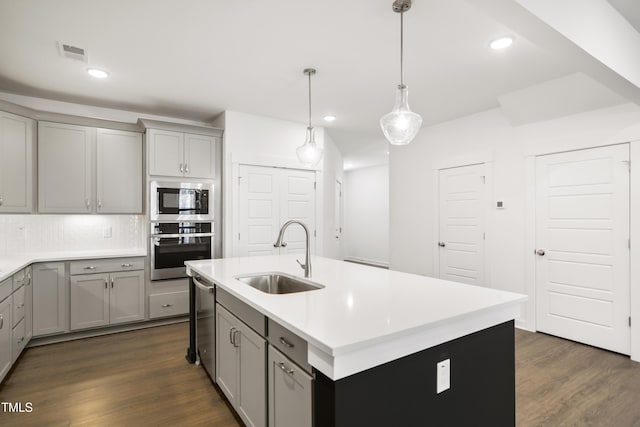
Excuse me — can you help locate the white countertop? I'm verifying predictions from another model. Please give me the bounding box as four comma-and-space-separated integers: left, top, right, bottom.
186, 255, 527, 380
0, 248, 147, 282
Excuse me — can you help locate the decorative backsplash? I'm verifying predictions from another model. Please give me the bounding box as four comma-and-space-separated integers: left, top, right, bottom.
0, 215, 146, 257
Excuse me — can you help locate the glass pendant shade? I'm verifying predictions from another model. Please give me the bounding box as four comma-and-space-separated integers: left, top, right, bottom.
296, 126, 324, 166
380, 84, 422, 145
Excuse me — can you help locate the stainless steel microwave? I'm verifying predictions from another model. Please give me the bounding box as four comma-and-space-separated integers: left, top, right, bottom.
150, 181, 213, 221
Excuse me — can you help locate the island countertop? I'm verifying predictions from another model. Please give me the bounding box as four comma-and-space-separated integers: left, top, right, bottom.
186, 254, 527, 380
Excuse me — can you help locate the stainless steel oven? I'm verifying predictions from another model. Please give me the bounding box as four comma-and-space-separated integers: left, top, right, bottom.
150, 222, 213, 280
150, 181, 213, 221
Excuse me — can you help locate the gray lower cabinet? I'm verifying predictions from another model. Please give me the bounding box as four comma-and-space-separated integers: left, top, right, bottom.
268, 345, 313, 427
0, 293, 12, 380
32, 262, 67, 337
216, 303, 266, 427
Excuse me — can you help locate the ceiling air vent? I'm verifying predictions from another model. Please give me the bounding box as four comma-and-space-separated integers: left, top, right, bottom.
58, 42, 88, 63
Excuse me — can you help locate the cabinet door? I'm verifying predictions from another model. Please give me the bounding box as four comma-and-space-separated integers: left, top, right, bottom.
96, 128, 143, 213
70, 273, 110, 330
24, 266, 33, 342
0, 297, 12, 381
33, 262, 68, 336
148, 129, 184, 177
237, 319, 267, 427
109, 271, 145, 325
268, 345, 313, 427
12, 285, 25, 327
38, 122, 93, 213
0, 111, 34, 213
12, 317, 26, 364
216, 303, 239, 404
184, 133, 214, 179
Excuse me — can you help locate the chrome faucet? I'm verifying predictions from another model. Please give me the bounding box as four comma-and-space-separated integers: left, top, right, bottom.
274, 220, 312, 278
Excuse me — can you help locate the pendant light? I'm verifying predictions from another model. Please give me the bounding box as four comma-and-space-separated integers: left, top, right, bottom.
296, 68, 324, 166
380, 0, 422, 146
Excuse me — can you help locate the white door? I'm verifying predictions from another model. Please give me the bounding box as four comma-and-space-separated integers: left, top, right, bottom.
535, 144, 630, 354
238, 166, 281, 257
238, 166, 316, 257
437, 164, 486, 286
279, 169, 316, 256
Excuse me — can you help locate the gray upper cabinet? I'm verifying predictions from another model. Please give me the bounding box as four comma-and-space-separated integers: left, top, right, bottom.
38, 121, 93, 213
38, 121, 143, 214
0, 111, 35, 213
96, 128, 143, 213
148, 128, 216, 179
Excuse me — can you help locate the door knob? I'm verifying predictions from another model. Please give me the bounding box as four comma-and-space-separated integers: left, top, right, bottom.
536, 249, 545, 256
438, 242, 446, 247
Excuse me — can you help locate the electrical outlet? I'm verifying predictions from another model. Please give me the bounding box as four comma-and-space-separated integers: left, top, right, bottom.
437, 359, 450, 394
103, 226, 112, 238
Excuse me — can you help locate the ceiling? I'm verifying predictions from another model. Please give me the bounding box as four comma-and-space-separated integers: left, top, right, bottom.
0, 0, 638, 169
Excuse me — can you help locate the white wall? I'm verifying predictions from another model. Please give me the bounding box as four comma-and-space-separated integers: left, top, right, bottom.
217, 110, 344, 258
344, 164, 389, 267
390, 102, 640, 331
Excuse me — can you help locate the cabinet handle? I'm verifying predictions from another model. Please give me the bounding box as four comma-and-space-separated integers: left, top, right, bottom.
17, 337, 24, 344
278, 362, 294, 375
185, 164, 189, 174
180, 163, 184, 173
121, 263, 133, 268
26, 272, 31, 286
16, 304, 24, 309
161, 304, 173, 308
98, 200, 102, 209
84, 266, 97, 270
111, 278, 114, 288
85, 199, 91, 210
0, 314, 3, 329
104, 279, 108, 289
279, 337, 294, 348
233, 330, 240, 347
0, 195, 3, 206
229, 327, 236, 345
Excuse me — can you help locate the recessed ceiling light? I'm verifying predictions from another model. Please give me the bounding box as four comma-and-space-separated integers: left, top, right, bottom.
489, 36, 514, 50
324, 115, 336, 122
87, 68, 109, 78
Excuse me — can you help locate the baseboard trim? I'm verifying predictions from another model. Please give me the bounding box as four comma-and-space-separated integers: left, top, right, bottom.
28, 316, 188, 347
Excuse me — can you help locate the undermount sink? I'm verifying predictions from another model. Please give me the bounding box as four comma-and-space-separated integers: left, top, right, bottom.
235, 272, 324, 294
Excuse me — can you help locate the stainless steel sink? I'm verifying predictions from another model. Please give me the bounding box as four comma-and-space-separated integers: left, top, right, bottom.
235, 272, 324, 294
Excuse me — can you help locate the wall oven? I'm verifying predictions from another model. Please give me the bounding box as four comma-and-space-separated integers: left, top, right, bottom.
150, 222, 213, 281
150, 181, 213, 221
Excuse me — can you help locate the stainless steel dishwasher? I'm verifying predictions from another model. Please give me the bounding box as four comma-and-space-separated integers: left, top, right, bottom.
194, 275, 216, 381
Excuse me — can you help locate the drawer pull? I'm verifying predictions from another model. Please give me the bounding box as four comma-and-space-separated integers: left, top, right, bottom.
16, 304, 24, 309
278, 362, 294, 375
229, 327, 236, 345
279, 337, 294, 348
161, 304, 173, 308
0, 314, 3, 329
17, 337, 24, 344
84, 266, 97, 270
121, 263, 133, 268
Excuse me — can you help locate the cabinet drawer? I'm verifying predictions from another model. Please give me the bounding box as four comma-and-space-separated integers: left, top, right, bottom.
70, 257, 144, 275
0, 277, 12, 302
149, 291, 189, 318
12, 317, 26, 363
12, 285, 25, 327
217, 287, 265, 336
268, 318, 311, 373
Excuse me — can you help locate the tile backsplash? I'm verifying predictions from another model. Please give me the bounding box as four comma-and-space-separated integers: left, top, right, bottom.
0, 215, 145, 257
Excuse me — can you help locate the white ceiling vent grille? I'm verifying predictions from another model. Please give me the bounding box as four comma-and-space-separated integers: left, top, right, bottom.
58, 42, 88, 63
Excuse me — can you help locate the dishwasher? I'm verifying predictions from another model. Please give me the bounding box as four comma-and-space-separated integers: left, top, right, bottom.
193, 275, 216, 381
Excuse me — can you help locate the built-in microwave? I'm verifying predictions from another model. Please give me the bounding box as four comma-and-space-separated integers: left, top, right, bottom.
150, 181, 213, 221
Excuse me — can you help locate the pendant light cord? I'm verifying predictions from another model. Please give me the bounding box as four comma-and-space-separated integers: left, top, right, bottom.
308, 71, 312, 128
400, 11, 404, 87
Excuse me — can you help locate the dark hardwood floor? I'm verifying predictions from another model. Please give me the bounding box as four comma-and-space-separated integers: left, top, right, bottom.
2, 324, 640, 426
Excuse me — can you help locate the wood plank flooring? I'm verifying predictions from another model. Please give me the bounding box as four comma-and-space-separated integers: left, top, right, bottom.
3, 324, 640, 426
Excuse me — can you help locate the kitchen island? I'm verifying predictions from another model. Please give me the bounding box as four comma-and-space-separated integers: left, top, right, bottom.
186, 254, 526, 426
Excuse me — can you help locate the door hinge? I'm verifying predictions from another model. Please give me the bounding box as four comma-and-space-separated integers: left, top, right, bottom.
238, 233, 241, 240
629, 316, 632, 327
313, 182, 317, 190
623, 160, 630, 172
481, 175, 486, 184
314, 230, 317, 237
483, 232, 486, 240
238, 176, 242, 185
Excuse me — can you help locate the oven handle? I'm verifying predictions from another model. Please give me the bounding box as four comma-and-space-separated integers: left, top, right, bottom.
193, 276, 215, 293
151, 233, 214, 238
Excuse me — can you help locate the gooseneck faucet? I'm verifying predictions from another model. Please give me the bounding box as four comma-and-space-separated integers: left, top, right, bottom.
274, 220, 312, 278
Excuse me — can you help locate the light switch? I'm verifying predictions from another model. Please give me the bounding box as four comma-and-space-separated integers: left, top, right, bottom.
437, 359, 450, 394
